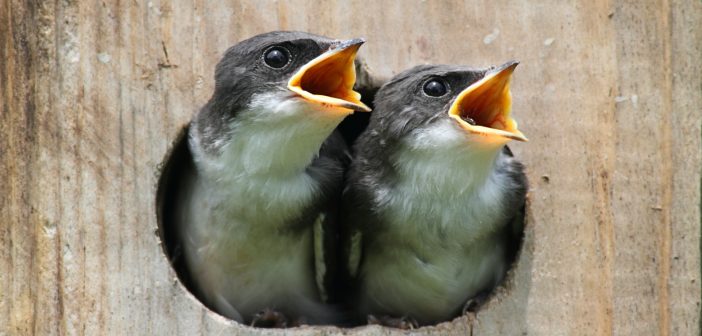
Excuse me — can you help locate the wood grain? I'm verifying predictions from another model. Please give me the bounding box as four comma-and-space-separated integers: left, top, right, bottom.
1, 1, 700, 335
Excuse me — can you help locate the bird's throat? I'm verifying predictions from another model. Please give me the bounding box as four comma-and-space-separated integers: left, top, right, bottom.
395, 144, 501, 197
193, 92, 345, 180
393, 120, 503, 194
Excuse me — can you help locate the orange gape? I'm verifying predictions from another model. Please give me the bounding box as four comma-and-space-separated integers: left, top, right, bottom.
288, 39, 370, 113
448, 61, 527, 143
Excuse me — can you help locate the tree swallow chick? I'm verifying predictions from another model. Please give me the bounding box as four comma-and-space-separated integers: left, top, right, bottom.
177, 31, 370, 327
342, 62, 527, 327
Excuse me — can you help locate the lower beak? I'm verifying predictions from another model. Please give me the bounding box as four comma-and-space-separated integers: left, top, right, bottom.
448, 61, 527, 142
288, 39, 371, 113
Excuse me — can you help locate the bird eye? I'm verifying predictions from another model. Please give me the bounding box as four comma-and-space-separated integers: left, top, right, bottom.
423, 79, 448, 97
263, 47, 290, 68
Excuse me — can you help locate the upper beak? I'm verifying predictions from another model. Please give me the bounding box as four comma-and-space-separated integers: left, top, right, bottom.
448, 61, 527, 142
288, 39, 371, 113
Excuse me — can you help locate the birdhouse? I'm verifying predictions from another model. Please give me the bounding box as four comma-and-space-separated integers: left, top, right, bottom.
2, 1, 700, 335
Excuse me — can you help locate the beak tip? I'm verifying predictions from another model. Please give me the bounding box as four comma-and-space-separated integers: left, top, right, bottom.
511, 129, 528, 142
335, 38, 365, 51
491, 60, 519, 75
354, 103, 372, 113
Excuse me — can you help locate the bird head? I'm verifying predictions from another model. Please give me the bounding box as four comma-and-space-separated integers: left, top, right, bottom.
211, 31, 370, 118
370, 62, 527, 149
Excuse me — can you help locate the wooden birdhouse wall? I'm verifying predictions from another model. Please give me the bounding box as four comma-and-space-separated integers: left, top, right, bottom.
1, 1, 700, 335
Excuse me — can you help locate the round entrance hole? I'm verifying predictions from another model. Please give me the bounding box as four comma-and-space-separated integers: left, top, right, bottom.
154, 79, 528, 331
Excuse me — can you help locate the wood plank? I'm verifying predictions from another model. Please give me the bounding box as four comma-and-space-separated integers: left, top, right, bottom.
0, 1, 699, 335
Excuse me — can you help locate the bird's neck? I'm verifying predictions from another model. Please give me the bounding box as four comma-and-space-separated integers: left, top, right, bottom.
191, 92, 346, 182
392, 120, 505, 196
373, 120, 513, 240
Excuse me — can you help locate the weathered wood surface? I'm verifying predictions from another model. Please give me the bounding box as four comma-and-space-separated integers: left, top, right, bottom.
1, 1, 700, 335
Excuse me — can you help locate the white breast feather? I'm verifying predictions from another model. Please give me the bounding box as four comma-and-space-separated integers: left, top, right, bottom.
360, 119, 516, 322
181, 92, 348, 321
379, 120, 510, 238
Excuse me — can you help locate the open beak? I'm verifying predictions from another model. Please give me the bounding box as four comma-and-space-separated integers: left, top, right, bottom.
448, 61, 527, 142
288, 39, 371, 113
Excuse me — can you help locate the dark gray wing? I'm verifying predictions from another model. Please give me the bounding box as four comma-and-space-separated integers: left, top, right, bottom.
499, 145, 528, 264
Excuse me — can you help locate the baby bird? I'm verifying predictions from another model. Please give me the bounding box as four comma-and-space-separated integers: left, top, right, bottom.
176, 31, 370, 326
342, 62, 528, 327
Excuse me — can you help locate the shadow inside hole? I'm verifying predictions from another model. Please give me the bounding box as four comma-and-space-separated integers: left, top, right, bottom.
336, 82, 377, 147
154, 82, 527, 329
155, 126, 201, 300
